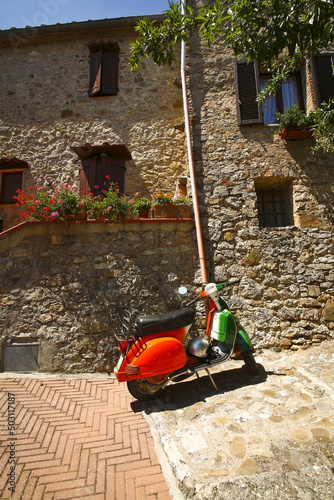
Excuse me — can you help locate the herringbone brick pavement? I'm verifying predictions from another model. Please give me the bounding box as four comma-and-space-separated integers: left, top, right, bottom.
0, 377, 172, 500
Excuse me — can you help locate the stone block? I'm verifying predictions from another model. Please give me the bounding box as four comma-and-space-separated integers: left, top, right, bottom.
4, 344, 39, 372
322, 299, 334, 321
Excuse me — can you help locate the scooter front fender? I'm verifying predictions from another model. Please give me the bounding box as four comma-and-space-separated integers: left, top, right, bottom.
119, 336, 186, 380
233, 324, 253, 355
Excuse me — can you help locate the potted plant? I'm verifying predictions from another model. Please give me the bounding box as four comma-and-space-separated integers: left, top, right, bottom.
276, 105, 314, 140
86, 185, 137, 221
14, 183, 87, 222
134, 195, 152, 218
152, 192, 191, 218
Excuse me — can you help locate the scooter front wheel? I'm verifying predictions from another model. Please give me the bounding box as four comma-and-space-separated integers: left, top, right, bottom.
241, 350, 259, 374
127, 378, 165, 401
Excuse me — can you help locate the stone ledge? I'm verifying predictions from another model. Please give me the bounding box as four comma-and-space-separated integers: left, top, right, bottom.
0, 218, 194, 251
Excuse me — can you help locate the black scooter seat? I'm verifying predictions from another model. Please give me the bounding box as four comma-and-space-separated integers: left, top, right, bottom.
135, 308, 195, 337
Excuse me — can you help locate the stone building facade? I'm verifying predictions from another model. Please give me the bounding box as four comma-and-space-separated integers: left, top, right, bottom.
0, 16, 196, 372
186, 0, 334, 350
0, 16, 186, 230
0, 6, 333, 372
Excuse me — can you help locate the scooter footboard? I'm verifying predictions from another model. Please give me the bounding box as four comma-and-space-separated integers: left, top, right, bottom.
116, 336, 186, 381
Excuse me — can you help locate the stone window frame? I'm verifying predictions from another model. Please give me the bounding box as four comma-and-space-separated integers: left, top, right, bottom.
87, 40, 120, 97
254, 176, 294, 228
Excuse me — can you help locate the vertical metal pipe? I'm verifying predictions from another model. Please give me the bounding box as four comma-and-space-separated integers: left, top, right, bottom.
180, 0, 208, 283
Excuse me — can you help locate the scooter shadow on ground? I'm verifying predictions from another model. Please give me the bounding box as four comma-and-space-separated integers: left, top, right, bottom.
131, 362, 268, 414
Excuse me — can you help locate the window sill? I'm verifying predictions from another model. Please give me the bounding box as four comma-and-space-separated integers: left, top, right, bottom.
259, 225, 298, 232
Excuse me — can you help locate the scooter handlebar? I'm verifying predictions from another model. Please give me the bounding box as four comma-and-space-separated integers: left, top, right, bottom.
222, 279, 240, 287
185, 295, 202, 307
185, 280, 240, 307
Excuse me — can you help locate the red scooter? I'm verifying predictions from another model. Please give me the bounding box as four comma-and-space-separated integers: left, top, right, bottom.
114, 281, 258, 401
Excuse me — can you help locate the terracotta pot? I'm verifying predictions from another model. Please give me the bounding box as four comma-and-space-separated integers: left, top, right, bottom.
280, 125, 313, 140
153, 204, 190, 219
138, 209, 150, 218
92, 211, 112, 220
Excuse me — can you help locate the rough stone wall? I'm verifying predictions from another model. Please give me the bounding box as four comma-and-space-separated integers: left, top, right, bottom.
0, 12, 333, 375
186, 29, 334, 350
0, 20, 199, 373
0, 220, 197, 372
0, 21, 186, 226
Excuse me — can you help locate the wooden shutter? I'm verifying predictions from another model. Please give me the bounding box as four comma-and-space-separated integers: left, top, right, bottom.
234, 61, 263, 125
88, 50, 102, 96
102, 52, 119, 95
100, 156, 125, 194
311, 54, 334, 106
80, 156, 97, 194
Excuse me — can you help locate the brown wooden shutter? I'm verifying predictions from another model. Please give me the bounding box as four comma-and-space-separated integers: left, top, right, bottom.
88, 50, 102, 96
234, 61, 263, 125
80, 156, 97, 194
311, 54, 334, 106
100, 156, 126, 194
102, 52, 119, 95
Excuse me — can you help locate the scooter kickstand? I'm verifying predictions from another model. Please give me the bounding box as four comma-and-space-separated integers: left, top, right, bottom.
205, 368, 218, 392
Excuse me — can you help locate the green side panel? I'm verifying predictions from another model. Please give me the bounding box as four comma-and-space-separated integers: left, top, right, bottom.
211, 310, 236, 343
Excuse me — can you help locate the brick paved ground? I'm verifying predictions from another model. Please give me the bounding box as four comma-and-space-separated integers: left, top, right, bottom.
0, 377, 172, 500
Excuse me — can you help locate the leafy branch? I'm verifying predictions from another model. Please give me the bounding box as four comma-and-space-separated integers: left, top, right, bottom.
129, 0, 334, 152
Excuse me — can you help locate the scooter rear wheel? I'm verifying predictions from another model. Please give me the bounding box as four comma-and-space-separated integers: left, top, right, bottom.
241, 350, 259, 374
127, 378, 164, 401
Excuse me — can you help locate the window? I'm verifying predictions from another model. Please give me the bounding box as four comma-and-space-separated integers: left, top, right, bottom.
254, 177, 293, 228
0, 172, 22, 203
87, 41, 120, 97
0, 157, 29, 205
235, 54, 334, 126
80, 155, 126, 196
260, 74, 302, 125
235, 60, 304, 126
71, 144, 131, 196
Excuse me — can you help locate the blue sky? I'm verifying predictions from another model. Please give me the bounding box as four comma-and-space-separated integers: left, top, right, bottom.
0, 0, 173, 30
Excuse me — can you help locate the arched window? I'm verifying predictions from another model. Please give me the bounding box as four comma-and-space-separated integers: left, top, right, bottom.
0, 157, 29, 204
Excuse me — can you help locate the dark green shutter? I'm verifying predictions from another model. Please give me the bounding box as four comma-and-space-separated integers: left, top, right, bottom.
235, 61, 263, 125
80, 156, 97, 194
102, 52, 119, 95
311, 54, 334, 106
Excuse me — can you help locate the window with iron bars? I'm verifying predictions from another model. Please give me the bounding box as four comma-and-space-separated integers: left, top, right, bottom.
254, 177, 293, 228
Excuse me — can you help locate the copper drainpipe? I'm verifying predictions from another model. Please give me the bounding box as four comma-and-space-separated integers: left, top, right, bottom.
181, 0, 208, 284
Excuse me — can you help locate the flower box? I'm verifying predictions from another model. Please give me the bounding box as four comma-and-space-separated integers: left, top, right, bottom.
153, 204, 191, 219
67, 202, 87, 220
280, 124, 313, 140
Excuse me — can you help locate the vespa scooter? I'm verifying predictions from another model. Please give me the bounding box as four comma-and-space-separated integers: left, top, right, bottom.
114, 280, 258, 401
